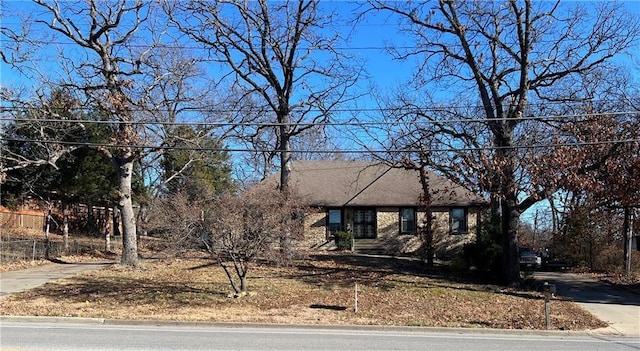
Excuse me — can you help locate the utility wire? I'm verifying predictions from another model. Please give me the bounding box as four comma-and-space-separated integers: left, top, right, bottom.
0, 99, 632, 114
2, 137, 638, 154
0, 38, 610, 52
0, 111, 636, 127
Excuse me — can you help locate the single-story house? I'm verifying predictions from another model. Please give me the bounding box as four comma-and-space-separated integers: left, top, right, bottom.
269, 160, 487, 256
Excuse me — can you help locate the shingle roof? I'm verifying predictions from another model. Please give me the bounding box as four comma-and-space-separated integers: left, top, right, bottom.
266, 160, 486, 207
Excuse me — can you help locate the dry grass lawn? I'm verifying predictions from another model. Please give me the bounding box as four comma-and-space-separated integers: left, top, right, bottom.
0, 253, 606, 330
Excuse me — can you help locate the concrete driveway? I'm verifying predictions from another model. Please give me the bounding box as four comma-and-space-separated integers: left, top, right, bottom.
0, 261, 113, 297
534, 271, 640, 337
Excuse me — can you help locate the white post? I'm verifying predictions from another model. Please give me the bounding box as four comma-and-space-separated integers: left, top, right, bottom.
351, 235, 355, 254
543, 282, 555, 330
354, 282, 358, 313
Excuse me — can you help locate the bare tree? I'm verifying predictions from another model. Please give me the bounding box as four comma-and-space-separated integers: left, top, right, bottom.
0, 5, 41, 69
204, 185, 305, 295
149, 185, 306, 296
25, 0, 156, 265
366, 0, 640, 284
132, 46, 231, 236
166, 0, 361, 192
2, 1, 228, 266
357, 92, 490, 266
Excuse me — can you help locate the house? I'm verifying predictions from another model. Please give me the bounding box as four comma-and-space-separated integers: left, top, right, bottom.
269, 160, 487, 256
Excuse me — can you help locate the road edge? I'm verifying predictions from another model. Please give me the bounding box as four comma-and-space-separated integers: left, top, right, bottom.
1, 315, 626, 338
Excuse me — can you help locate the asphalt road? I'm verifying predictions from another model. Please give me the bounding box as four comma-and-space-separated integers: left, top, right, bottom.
1, 322, 639, 351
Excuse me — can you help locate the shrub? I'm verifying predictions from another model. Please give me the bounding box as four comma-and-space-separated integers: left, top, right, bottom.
333, 231, 353, 251
462, 239, 503, 275
460, 213, 503, 278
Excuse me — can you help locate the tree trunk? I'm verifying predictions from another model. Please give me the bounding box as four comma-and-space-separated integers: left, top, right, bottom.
62, 206, 69, 254
44, 205, 51, 259
417, 164, 435, 267
104, 207, 111, 252
87, 204, 94, 236
497, 138, 521, 285
549, 195, 559, 237
44, 205, 51, 241
137, 204, 148, 238
112, 206, 121, 237
623, 206, 632, 275
277, 116, 293, 262
239, 274, 247, 294
278, 122, 292, 195
502, 190, 521, 285
117, 156, 138, 266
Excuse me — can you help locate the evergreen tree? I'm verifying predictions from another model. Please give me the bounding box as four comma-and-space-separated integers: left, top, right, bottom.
161, 125, 234, 200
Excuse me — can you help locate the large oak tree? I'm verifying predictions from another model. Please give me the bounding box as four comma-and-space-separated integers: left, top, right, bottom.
368, 0, 640, 283
166, 0, 360, 192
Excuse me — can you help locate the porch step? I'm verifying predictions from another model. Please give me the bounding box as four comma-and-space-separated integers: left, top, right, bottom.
353, 239, 388, 255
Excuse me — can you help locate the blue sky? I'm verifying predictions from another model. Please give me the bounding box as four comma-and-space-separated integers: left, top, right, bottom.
0, 0, 419, 161
0, 1, 411, 105
3, 1, 638, 113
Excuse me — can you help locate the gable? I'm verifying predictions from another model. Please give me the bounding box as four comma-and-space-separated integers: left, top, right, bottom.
268, 161, 486, 208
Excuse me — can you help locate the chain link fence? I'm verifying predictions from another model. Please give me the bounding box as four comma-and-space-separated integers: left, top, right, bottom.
0, 238, 108, 263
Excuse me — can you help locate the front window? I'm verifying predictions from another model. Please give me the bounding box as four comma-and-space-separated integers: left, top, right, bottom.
450, 208, 468, 234
327, 209, 342, 235
400, 208, 416, 234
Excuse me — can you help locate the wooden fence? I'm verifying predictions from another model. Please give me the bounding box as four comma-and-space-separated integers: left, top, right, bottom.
0, 208, 45, 232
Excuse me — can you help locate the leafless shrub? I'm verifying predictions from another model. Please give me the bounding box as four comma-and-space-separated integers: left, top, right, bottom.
148, 185, 306, 296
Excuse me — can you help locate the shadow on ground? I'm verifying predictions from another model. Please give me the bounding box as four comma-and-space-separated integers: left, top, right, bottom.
534, 272, 640, 306
251, 253, 545, 301
12, 275, 229, 307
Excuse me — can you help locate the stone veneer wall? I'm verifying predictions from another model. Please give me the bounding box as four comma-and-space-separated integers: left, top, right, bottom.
375, 207, 479, 256
428, 208, 479, 258
300, 206, 480, 256
301, 208, 336, 250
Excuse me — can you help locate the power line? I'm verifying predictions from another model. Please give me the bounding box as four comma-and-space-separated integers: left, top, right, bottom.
2, 136, 638, 154
0, 111, 636, 128
0, 36, 614, 53
0, 104, 607, 115
0, 95, 634, 115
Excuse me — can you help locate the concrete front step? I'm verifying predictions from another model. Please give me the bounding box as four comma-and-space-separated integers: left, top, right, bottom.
353, 239, 388, 255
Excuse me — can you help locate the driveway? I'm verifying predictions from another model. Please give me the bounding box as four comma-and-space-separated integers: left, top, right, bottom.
534, 271, 640, 337
0, 261, 113, 297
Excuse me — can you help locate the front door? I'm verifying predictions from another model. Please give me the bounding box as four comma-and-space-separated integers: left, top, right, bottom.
353, 208, 376, 239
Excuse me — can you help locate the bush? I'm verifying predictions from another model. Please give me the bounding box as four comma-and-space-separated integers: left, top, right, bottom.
462, 239, 503, 275
333, 231, 353, 251
460, 213, 503, 278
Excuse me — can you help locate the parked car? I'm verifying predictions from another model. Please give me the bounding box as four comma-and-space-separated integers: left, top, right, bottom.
538, 248, 573, 271
519, 247, 541, 270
